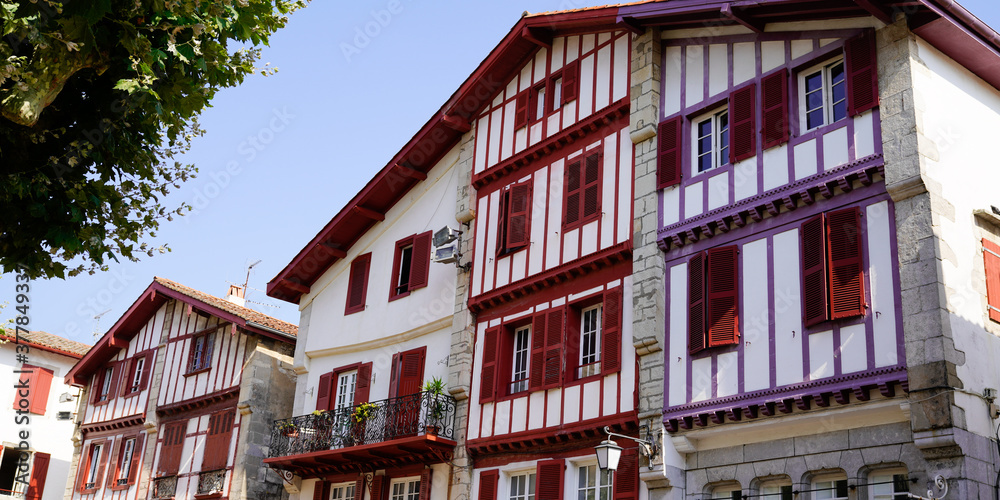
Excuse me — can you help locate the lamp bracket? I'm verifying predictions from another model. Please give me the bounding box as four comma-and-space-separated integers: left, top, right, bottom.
603, 426, 659, 465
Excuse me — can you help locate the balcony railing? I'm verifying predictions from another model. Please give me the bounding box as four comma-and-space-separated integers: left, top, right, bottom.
269, 391, 457, 458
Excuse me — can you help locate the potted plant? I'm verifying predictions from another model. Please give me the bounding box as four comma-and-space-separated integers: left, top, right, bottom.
352, 402, 377, 424
423, 377, 447, 435
278, 420, 299, 438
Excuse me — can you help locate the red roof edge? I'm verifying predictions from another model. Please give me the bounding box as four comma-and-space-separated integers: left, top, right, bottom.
0, 334, 87, 360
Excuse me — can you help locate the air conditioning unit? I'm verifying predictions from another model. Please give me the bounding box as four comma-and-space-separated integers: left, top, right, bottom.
57, 411, 73, 421
433, 242, 459, 264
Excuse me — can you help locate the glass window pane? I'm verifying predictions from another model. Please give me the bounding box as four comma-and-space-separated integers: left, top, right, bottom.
807, 90, 824, 110
805, 72, 823, 93
807, 109, 824, 129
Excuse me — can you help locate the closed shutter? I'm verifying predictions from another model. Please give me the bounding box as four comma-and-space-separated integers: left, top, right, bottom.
480, 327, 502, 403
542, 307, 565, 388
317, 372, 333, 411
478, 470, 500, 500
613, 448, 639, 500
397, 348, 426, 397
515, 92, 529, 129
158, 421, 186, 476
202, 409, 235, 470
826, 207, 866, 319
370, 475, 388, 500
409, 231, 432, 290
760, 69, 789, 149
506, 182, 532, 249
529, 312, 547, 390
983, 239, 1000, 322
582, 153, 602, 220
601, 287, 623, 375
140, 351, 154, 390
354, 363, 373, 405
419, 469, 433, 500
104, 437, 120, 488
846, 31, 879, 116
314, 481, 330, 500
346, 253, 372, 314
688, 252, 706, 354
562, 60, 580, 105
706, 246, 739, 347
801, 214, 829, 326
535, 459, 565, 500
25, 452, 50, 500
729, 83, 757, 163
128, 433, 145, 485
657, 116, 683, 189
564, 159, 583, 227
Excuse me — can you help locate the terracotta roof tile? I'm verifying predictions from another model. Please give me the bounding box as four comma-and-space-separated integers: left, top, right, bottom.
1, 329, 92, 357
154, 277, 298, 337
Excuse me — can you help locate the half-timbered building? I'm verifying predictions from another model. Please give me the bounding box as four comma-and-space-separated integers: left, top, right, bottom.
619, 0, 1000, 498
63, 277, 297, 500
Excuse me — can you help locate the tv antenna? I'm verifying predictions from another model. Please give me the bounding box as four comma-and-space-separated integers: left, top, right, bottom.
93, 309, 111, 338
244, 259, 262, 289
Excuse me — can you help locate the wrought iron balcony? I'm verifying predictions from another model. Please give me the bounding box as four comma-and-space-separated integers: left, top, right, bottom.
268, 391, 457, 460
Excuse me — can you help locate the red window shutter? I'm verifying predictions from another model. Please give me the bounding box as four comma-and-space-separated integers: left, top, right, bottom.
582, 152, 602, 220
529, 313, 547, 390
515, 92, 529, 129
314, 481, 330, 500
562, 60, 580, 105
688, 252, 706, 354
419, 468, 433, 500
801, 214, 829, 326
506, 181, 532, 249
32, 366, 52, 415
613, 448, 639, 500
760, 69, 789, 149
346, 253, 372, 314
543, 307, 565, 388
729, 83, 757, 163
563, 159, 583, 227
535, 459, 565, 500
128, 433, 145, 485
396, 347, 426, 397
601, 287, 624, 375
707, 246, 740, 347
140, 351, 154, 390
106, 362, 122, 402
408, 231, 432, 290
159, 421, 185, 476
983, 239, 1000, 323
354, 478, 365, 500
826, 207, 866, 319
480, 327, 501, 402
478, 470, 499, 500
202, 409, 235, 471
354, 362, 373, 405
370, 475, 387, 500
94, 439, 110, 490
846, 31, 879, 116
496, 189, 510, 255
25, 452, 50, 500
317, 372, 333, 411
119, 359, 135, 397
657, 116, 683, 189
105, 438, 121, 489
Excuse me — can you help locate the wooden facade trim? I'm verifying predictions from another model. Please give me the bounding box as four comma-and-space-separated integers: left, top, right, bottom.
466, 413, 638, 457
156, 388, 239, 419
80, 416, 145, 436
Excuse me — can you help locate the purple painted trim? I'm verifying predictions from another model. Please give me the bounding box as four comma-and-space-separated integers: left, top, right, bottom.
887, 201, 906, 365
756, 41, 766, 197
766, 234, 777, 390
861, 202, 877, 373
872, 108, 884, 155
703, 43, 711, 104
710, 351, 719, 399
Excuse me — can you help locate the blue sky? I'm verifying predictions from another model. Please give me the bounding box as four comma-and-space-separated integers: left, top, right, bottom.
14, 0, 1000, 346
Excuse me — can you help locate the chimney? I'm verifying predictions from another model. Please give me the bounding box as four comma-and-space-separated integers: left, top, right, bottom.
226, 285, 246, 307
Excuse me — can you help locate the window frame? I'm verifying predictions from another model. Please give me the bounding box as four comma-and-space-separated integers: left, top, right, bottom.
811, 475, 849, 500
577, 304, 603, 379
868, 470, 910, 500
691, 105, 730, 174
109, 431, 144, 490
78, 440, 107, 494
335, 370, 358, 411
798, 56, 847, 132
389, 231, 432, 301
575, 463, 613, 500
562, 150, 603, 231
329, 481, 357, 500
509, 325, 532, 395
496, 180, 533, 257
122, 350, 154, 397
507, 471, 536, 500
389, 477, 421, 500
186, 331, 215, 375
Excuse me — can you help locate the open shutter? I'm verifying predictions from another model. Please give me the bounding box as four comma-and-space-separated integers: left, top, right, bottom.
582, 153, 602, 219
846, 31, 879, 116
105, 438, 120, 488
32, 366, 52, 415
506, 182, 532, 249
478, 470, 499, 500
409, 231, 432, 291
317, 372, 333, 411
543, 307, 565, 388
140, 351, 154, 390
801, 214, 829, 326
128, 433, 145, 485
535, 459, 565, 500
729, 83, 757, 163
827, 207, 866, 319
688, 252, 706, 354
419, 469, 433, 500
314, 481, 330, 500
613, 448, 639, 500
370, 475, 387, 500
24, 452, 49, 500
479, 327, 502, 403
601, 287, 623, 375
983, 239, 1000, 322
354, 478, 365, 500
529, 313, 547, 390
346, 253, 372, 314
657, 116, 683, 189
94, 439, 110, 490
106, 362, 122, 402
760, 69, 789, 149
354, 363, 373, 405
515, 92, 529, 129
563, 160, 583, 227
707, 246, 739, 347
119, 359, 134, 397
562, 60, 580, 105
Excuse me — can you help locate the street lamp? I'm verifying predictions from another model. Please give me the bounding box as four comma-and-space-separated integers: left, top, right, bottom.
594, 426, 658, 472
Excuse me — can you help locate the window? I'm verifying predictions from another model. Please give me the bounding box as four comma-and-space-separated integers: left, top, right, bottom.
759, 483, 792, 500
118, 439, 134, 483
129, 358, 145, 392
496, 181, 532, 255
813, 479, 848, 500
510, 326, 531, 394
577, 465, 612, 500
345, 253, 372, 315
514, 60, 579, 130
563, 151, 602, 229
800, 58, 847, 131
693, 108, 729, 173
113, 435, 143, 488
711, 487, 742, 499
509, 473, 536, 500
78, 441, 106, 492
801, 207, 866, 327
870, 472, 910, 499
331, 482, 357, 500
0, 447, 28, 496
157, 420, 186, 477
96, 366, 116, 403
390, 231, 432, 300
390, 478, 421, 500
317, 363, 371, 412
531, 84, 546, 122
688, 246, 739, 355
983, 238, 1000, 323
335, 370, 357, 411
188, 332, 214, 373
123, 351, 153, 396
13, 364, 53, 415
578, 305, 602, 378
